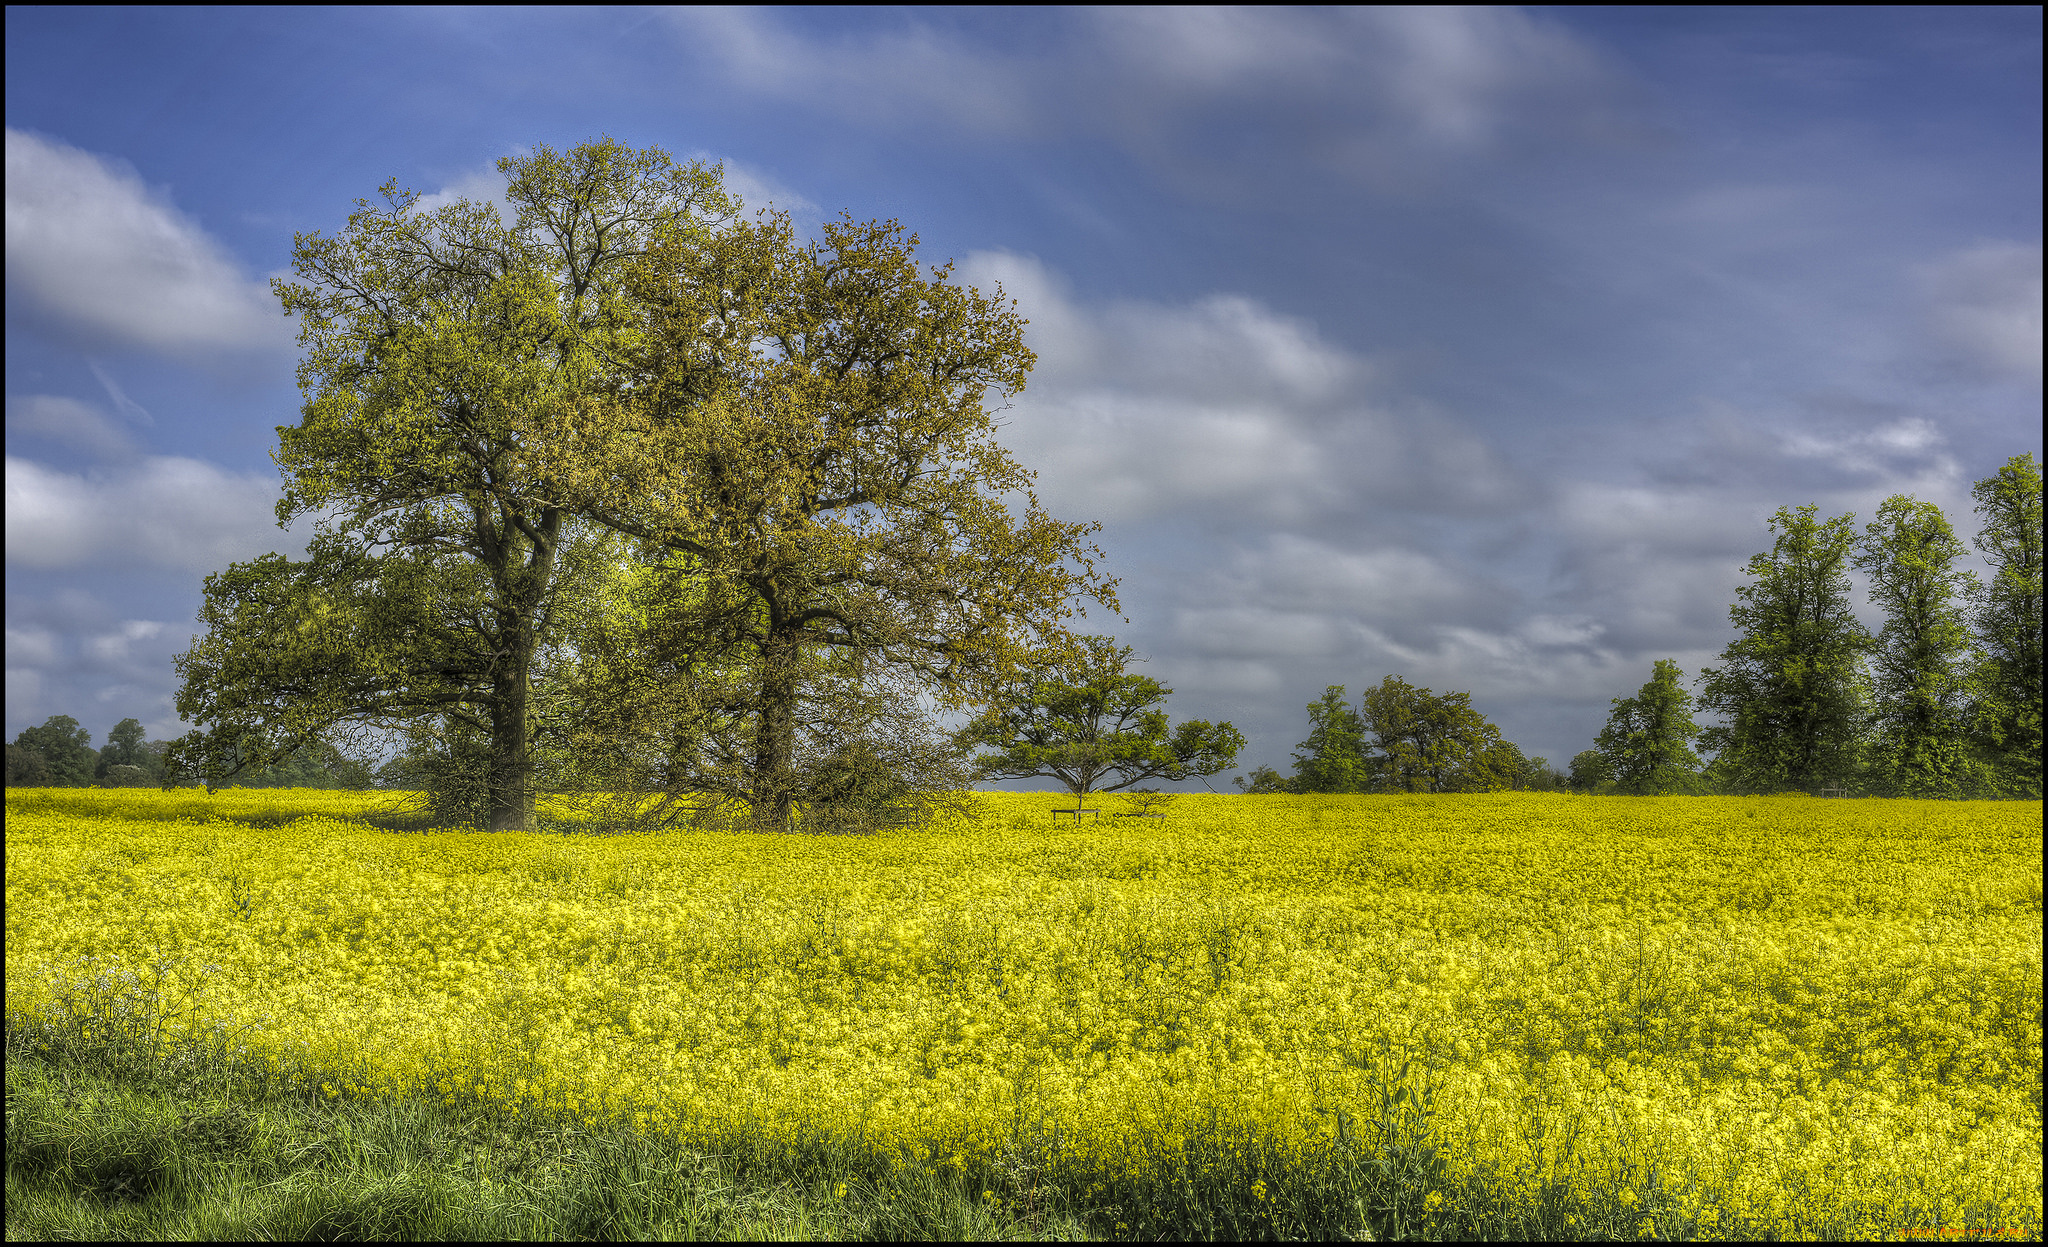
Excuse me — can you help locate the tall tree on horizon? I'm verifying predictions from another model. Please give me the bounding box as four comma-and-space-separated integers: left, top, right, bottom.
1969, 453, 2043, 798
1697, 504, 1872, 794
95, 717, 153, 782
1292, 685, 1370, 793
1595, 659, 1706, 795
1356, 675, 1524, 793
1853, 495, 1980, 798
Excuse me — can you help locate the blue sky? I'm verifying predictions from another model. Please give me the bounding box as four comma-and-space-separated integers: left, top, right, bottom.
5, 6, 2041, 780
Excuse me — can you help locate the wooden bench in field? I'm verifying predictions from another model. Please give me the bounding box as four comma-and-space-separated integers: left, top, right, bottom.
1050, 808, 1102, 822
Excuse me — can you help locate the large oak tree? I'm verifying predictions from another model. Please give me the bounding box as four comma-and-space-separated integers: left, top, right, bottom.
545, 210, 1118, 828
168, 139, 734, 829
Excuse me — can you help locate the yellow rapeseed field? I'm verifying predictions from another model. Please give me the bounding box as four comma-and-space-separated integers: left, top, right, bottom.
6, 788, 2041, 1240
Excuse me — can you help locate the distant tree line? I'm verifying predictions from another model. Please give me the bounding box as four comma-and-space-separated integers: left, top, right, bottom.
1238, 675, 1567, 795
1242, 454, 2039, 800
1576, 454, 2040, 798
4, 716, 375, 789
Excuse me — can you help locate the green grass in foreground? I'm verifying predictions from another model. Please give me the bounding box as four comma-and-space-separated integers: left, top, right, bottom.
3, 1023, 1088, 1242
8, 998, 1573, 1242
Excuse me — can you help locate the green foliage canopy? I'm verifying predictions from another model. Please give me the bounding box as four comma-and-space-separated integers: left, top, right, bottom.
1292, 685, 1370, 794
1594, 659, 1705, 795
1356, 676, 1526, 794
168, 139, 735, 829
1969, 453, 2043, 798
1697, 505, 1872, 794
1853, 495, 1980, 798
8, 716, 95, 787
547, 210, 1117, 827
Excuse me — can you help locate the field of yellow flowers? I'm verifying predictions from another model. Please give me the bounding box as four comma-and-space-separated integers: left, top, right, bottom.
6, 787, 2041, 1240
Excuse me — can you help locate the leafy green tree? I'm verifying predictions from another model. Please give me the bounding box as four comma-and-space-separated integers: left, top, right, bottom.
1969, 453, 2043, 798
10, 716, 96, 786
1594, 659, 1706, 795
1292, 685, 1370, 793
95, 717, 152, 781
168, 139, 734, 830
1495, 745, 1566, 792
6, 743, 52, 785
1567, 749, 1612, 794
1697, 505, 1872, 794
1519, 755, 1570, 792
961, 637, 1244, 807
1356, 675, 1524, 793
1852, 495, 1981, 798
550, 210, 1117, 828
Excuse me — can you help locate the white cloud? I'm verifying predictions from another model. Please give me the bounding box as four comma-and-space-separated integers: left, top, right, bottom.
1775, 416, 1962, 486
6, 395, 139, 460
413, 164, 515, 223
4, 128, 292, 358
6, 626, 61, 669
664, 7, 1636, 174
666, 9, 1038, 136
1921, 241, 2043, 386
85, 620, 167, 666
962, 249, 1517, 525
5, 454, 303, 573
89, 362, 153, 424
1094, 5, 1623, 152
5, 610, 193, 742
714, 158, 818, 219
1557, 481, 1756, 556
1208, 535, 1496, 625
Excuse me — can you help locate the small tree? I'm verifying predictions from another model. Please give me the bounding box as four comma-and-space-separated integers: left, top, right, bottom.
1234, 765, 1298, 794
1594, 659, 1706, 795
1520, 755, 1570, 792
961, 637, 1244, 807
96, 717, 153, 781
